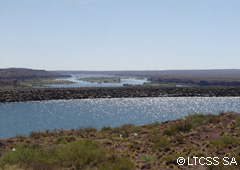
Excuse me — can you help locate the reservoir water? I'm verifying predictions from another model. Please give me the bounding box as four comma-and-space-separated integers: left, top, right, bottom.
46, 74, 149, 87
1, 97, 240, 139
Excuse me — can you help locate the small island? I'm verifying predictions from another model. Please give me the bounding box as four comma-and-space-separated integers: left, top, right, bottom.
17, 79, 75, 88
78, 77, 121, 84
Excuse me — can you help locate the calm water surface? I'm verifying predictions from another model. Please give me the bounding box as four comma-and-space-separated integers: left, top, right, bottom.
0, 97, 240, 139
46, 74, 149, 87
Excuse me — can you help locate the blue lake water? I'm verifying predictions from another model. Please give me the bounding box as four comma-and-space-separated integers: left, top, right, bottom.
46, 74, 149, 87
0, 97, 240, 139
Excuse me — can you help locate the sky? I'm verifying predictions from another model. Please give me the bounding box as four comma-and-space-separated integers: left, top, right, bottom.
0, 0, 240, 71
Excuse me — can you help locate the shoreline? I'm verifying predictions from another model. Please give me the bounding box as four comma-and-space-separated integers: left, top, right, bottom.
1, 87, 240, 103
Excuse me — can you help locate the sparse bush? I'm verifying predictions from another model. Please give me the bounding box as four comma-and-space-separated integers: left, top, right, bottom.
0, 139, 132, 170
110, 124, 135, 137
186, 114, 206, 128
75, 127, 97, 136
81, 127, 98, 133
186, 113, 220, 128
175, 136, 185, 144
149, 121, 159, 128
29, 131, 43, 140
121, 124, 135, 131
205, 114, 220, 123
101, 126, 112, 131
162, 153, 183, 165
110, 127, 122, 134
15, 135, 26, 141
100, 158, 135, 170
211, 135, 239, 148
235, 116, 240, 127
151, 135, 171, 151
55, 136, 75, 144
0, 147, 38, 167
163, 121, 192, 136
132, 126, 142, 132
103, 140, 112, 146
56, 140, 106, 169
141, 155, 153, 163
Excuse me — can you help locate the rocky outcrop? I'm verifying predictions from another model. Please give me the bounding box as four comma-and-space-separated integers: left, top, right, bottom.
1, 87, 240, 103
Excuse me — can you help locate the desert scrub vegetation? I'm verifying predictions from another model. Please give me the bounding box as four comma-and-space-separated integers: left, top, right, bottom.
235, 116, 240, 127
163, 113, 221, 136
141, 155, 153, 163
186, 113, 220, 127
163, 120, 193, 136
0, 139, 135, 170
151, 135, 172, 151
210, 135, 239, 149
1, 112, 240, 169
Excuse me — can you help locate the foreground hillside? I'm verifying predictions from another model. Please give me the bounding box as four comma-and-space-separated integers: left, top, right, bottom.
1, 112, 240, 170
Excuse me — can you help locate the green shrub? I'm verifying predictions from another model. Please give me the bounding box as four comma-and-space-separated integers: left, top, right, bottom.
29, 131, 43, 140
151, 135, 171, 151
141, 155, 153, 163
211, 135, 239, 148
103, 140, 112, 146
186, 113, 220, 128
235, 116, 240, 127
186, 114, 206, 128
148, 121, 159, 128
205, 114, 220, 123
163, 121, 192, 136
110, 124, 135, 137
100, 158, 135, 170
54, 136, 75, 144
132, 126, 142, 132
31, 159, 55, 170
121, 124, 135, 132
110, 127, 122, 134
80, 127, 98, 133
101, 126, 112, 131
56, 140, 106, 169
175, 136, 185, 144
0, 139, 121, 169
0, 147, 38, 167
162, 153, 184, 165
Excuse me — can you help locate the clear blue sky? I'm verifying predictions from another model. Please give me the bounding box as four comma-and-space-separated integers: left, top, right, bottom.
0, 0, 239, 70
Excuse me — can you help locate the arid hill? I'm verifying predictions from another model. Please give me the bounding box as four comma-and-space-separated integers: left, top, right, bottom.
0, 68, 69, 87
59, 69, 240, 87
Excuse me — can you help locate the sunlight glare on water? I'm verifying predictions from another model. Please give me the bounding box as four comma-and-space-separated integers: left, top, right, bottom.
0, 97, 240, 139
